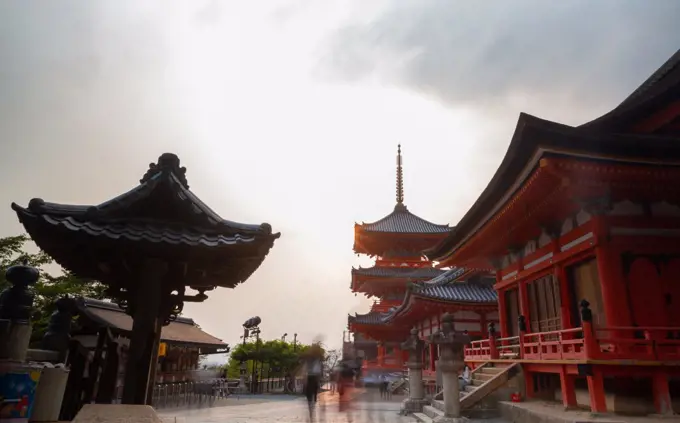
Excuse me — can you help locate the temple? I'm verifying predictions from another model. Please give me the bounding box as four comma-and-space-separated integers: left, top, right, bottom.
347, 146, 498, 382
427, 49, 680, 415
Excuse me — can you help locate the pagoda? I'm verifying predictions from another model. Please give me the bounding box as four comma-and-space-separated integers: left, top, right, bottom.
348, 145, 450, 375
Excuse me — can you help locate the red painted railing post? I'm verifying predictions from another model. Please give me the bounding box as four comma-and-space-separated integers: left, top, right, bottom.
580, 299, 599, 359
518, 315, 527, 359
488, 322, 499, 359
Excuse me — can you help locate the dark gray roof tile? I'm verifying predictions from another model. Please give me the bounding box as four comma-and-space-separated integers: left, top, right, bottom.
357, 204, 450, 234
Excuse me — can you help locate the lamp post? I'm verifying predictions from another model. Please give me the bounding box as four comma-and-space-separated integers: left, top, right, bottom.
281, 333, 287, 342
240, 316, 261, 392
293, 333, 298, 351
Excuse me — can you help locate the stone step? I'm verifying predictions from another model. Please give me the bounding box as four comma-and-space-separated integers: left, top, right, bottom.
473, 372, 494, 381
422, 405, 444, 420
471, 378, 486, 386
479, 366, 504, 374
464, 384, 478, 393
412, 412, 434, 423
431, 399, 445, 412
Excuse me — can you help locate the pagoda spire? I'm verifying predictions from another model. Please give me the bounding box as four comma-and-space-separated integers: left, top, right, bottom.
396, 144, 404, 205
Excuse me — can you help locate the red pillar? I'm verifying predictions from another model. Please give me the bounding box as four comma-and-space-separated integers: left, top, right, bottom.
652, 372, 673, 415
393, 346, 402, 367
519, 282, 530, 331
593, 219, 630, 327
497, 287, 508, 338
480, 312, 488, 338
559, 367, 577, 409
429, 344, 436, 370
377, 344, 385, 366
586, 368, 607, 413
524, 370, 535, 399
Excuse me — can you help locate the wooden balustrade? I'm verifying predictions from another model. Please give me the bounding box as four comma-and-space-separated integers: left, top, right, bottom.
464, 326, 680, 362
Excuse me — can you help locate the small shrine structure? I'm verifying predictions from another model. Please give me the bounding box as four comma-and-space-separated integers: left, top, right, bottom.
427, 49, 680, 415
11, 153, 280, 406
72, 297, 228, 384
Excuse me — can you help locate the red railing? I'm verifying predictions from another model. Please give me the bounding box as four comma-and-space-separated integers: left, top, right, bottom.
592, 326, 680, 361
522, 328, 585, 360
464, 325, 680, 362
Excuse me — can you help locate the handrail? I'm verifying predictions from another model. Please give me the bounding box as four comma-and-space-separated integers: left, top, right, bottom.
464, 325, 680, 362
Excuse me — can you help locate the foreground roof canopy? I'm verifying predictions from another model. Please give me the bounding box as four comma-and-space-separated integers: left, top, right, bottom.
12, 153, 280, 291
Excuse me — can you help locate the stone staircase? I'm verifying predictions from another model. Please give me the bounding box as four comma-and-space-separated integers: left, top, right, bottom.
413, 363, 518, 423
389, 377, 408, 395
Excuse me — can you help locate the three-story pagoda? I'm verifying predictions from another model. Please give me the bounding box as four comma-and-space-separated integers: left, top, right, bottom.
348, 146, 449, 373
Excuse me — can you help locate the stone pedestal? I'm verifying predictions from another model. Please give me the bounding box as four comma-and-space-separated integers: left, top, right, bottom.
239, 362, 248, 391
0, 263, 39, 362
2, 322, 31, 361
430, 313, 470, 423
401, 327, 429, 414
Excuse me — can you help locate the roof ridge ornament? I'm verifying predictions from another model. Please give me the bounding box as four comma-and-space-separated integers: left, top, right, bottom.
396, 144, 404, 206
140, 153, 189, 189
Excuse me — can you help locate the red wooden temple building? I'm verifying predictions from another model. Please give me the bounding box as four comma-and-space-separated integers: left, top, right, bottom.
347, 146, 498, 379
427, 49, 680, 415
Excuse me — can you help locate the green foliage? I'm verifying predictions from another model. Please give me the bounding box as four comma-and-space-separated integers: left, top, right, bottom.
223, 339, 317, 379
0, 234, 108, 344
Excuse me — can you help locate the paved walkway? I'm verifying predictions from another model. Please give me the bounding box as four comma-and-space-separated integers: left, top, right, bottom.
158, 394, 412, 423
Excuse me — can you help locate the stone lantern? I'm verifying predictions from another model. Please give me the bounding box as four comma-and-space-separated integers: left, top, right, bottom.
401, 327, 428, 413
429, 313, 470, 422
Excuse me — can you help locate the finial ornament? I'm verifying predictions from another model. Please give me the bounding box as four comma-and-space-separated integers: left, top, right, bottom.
140, 153, 189, 189
396, 144, 404, 205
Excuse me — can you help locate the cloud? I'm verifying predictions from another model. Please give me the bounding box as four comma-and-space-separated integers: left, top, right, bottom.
319, 0, 680, 124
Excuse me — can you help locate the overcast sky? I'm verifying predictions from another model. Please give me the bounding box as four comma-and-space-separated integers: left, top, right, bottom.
1, 1, 678, 357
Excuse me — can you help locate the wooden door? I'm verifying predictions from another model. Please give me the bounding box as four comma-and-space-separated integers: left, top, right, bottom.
527, 274, 562, 333
504, 288, 520, 337
569, 259, 605, 328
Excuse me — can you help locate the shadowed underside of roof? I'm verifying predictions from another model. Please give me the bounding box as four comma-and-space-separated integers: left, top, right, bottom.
352, 265, 445, 279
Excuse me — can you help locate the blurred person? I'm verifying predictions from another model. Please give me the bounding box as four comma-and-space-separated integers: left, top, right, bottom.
302, 343, 324, 420
459, 364, 471, 390
338, 359, 356, 422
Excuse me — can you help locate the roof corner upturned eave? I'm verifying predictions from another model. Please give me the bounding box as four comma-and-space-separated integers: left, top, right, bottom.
425, 112, 546, 263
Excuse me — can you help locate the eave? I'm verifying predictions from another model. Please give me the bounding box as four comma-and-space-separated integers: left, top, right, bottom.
428, 114, 680, 263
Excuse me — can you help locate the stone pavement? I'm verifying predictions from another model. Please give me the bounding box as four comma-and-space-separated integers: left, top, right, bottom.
157, 393, 414, 423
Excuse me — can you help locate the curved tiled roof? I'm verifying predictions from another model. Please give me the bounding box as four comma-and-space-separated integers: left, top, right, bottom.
77, 297, 227, 348
420, 267, 466, 286
348, 311, 392, 325
352, 266, 444, 279
349, 268, 497, 327
357, 204, 450, 234
17, 213, 262, 248
415, 282, 497, 303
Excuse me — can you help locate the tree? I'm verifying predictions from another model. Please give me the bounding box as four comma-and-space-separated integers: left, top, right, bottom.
223, 339, 314, 379
0, 234, 109, 344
